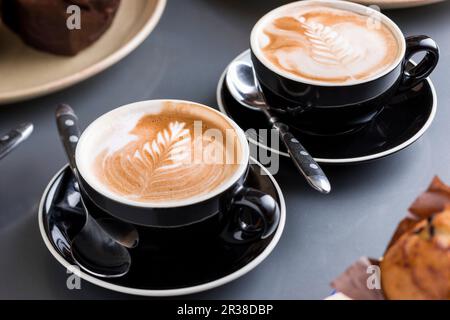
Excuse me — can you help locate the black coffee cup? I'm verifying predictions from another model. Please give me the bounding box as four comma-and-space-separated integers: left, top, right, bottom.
75, 100, 280, 243
250, 0, 439, 136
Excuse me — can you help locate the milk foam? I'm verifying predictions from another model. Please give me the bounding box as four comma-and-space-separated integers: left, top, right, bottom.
255, 5, 401, 84
76, 101, 245, 205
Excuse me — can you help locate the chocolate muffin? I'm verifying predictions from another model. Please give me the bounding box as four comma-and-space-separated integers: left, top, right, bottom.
381, 207, 450, 300
1, 0, 121, 55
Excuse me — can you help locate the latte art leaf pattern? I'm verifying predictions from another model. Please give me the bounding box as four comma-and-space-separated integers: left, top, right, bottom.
102, 121, 192, 199
259, 6, 399, 83
130, 121, 191, 177
297, 17, 361, 66
95, 111, 240, 203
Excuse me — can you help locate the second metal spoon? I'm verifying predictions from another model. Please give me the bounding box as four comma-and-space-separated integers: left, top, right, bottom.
226, 55, 331, 194
0, 123, 33, 161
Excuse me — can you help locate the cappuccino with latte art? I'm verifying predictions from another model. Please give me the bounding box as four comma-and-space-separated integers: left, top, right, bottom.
76, 101, 246, 205
247, 0, 444, 136
253, 4, 402, 84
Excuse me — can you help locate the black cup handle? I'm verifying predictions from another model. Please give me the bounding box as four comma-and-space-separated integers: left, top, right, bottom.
400, 35, 439, 91
221, 186, 280, 244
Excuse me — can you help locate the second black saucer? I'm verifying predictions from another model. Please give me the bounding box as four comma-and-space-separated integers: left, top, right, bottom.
217, 50, 437, 165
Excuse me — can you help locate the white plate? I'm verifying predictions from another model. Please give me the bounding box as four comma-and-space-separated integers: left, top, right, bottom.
349, 0, 445, 9
0, 0, 166, 105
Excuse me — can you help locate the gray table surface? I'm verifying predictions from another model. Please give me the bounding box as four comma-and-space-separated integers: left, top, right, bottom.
0, 0, 449, 300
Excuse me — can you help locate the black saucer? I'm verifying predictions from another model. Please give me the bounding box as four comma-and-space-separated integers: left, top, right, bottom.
217, 50, 437, 164
38, 159, 286, 297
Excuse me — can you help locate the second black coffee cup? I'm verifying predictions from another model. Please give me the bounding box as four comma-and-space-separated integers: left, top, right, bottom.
250, 0, 439, 135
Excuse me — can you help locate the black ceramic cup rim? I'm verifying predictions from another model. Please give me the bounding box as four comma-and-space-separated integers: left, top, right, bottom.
75, 99, 250, 209
250, 0, 407, 87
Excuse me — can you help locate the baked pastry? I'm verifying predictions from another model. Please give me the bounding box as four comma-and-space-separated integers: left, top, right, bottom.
381, 206, 450, 300
332, 177, 450, 300
387, 176, 450, 248
1, 0, 121, 55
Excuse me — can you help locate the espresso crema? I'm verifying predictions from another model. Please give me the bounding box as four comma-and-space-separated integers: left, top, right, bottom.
93, 102, 241, 203
256, 5, 400, 84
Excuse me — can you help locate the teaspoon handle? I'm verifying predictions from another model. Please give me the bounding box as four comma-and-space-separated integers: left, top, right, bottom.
0, 123, 33, 160
56, 104, 81, 171
273, 122, 331, 194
